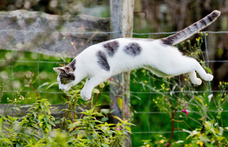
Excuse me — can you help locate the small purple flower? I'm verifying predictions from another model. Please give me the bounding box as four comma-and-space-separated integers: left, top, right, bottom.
181, 104, 189, 115
116, 127, 121, 131
182, 108, 189, 115
166, 143, 169, 147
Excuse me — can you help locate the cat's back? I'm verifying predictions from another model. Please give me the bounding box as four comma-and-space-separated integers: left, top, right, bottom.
78, 37, 181, 64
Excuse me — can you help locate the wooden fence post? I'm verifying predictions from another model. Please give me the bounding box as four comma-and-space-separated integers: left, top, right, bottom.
109, 0, 123, 124
110, 0, 134, 146
122, 0, 134, 147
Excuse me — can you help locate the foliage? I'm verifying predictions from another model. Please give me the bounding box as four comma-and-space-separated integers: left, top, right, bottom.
184, 120, 228, 147
0, 93, 131, 147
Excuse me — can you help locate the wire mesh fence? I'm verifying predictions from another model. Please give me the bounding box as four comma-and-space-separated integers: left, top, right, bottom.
0, 30, 228, 146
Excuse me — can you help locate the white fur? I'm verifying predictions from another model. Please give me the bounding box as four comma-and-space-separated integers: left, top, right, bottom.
54, 10, 220, 100
55, 38, 213, 100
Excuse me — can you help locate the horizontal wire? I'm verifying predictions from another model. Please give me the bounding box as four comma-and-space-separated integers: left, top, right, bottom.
0, 30, 227, 35
135, 110, 228, 114
1, 90, 227, 94
0, 60, 65, 64
130, 90, 228, 94
0, 90, 64, 94
132, 130, 228, 134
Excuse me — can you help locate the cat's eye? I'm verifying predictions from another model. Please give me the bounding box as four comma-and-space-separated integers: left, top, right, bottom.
60, 77, 72, 84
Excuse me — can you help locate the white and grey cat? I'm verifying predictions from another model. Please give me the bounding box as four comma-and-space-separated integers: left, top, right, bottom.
54, 10, 220, 100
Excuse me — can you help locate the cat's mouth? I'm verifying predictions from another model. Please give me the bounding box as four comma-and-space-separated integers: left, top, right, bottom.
59, 84, 72, 92
63, 85, 71, 92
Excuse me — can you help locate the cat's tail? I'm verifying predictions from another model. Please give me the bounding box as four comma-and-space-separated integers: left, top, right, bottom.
161, 10, 221, 46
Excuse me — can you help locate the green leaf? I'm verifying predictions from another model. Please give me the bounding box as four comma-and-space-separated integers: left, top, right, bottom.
68, 121, 82, 131
117, 98, 122, 111
101, 117, 109, 122
205, 67, 212, 74
101, 109, 110, 115
67, 137, 77, 143
125, 126, 131, 132
38, 82, 50, 91
92, 88, 100, 94
1, 138, 13, 145
113, 116, 122, 122
66, 58, 72, 63
0, 117, 2, 132
218, 127, 224, 136
69, 130, 80, 136
99, 82, 105, 88
45, 82, 58, 90
194, 96, 204, 105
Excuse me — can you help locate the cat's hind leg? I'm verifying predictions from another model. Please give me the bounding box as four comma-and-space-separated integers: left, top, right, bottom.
190, 60, 213, 82
161, 57, 213, 83
188, 70, 202, 85
182, 58, 213, 83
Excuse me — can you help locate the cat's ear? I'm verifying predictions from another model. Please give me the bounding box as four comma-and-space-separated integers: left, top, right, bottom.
53, 67, 65, 74
53, 67, 73, 74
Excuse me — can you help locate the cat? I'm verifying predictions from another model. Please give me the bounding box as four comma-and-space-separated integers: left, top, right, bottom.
54, 10, 220, 100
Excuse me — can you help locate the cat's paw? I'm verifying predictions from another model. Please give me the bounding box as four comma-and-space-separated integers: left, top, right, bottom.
80, 90, 92, 101
206, 74, 214, 81
193, 78, 202, 85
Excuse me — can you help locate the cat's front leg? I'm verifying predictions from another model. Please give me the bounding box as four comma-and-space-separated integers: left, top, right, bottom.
80, 88, 92, 101
80, 76, 106, 100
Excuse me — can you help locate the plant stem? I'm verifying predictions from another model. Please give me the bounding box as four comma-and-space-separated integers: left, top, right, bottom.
168, 109, 177, 146
94, 87, 104, 105
30, 82, 39, 99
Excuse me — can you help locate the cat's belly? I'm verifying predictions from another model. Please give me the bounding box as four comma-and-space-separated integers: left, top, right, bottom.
143, 66, 171, 77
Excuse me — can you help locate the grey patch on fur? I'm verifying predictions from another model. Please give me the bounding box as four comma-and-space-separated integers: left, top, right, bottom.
193, 23, 199, 29
96, 50, 110, 71
200, 19, 207, 26
124, 42, 142, 57
208, 11, 220, 21
103, 41, 119, 57
161, 37, 174, 46
67, 59, 76, 71
59, 71, 75, 84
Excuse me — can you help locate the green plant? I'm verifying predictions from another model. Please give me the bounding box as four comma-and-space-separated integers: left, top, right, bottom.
0, 99, 55, 146
0, 81, 130, 147
134, 34, 228, 146
67, 108, 131, 147
184, 120, 228, 147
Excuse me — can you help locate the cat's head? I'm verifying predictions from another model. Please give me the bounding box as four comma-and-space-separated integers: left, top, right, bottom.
53, 59, 76, 92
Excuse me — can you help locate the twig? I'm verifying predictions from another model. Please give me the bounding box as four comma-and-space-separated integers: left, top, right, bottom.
87, 30, 98, 43
168, 109, 177, 146
79, 103, 89, 119
30, 82, 39, 99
